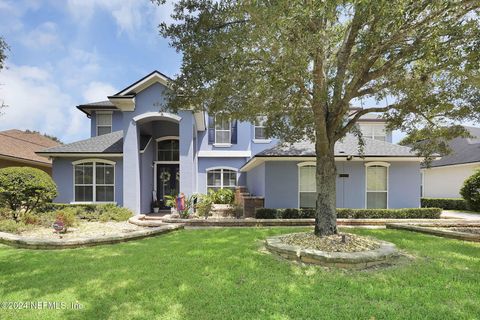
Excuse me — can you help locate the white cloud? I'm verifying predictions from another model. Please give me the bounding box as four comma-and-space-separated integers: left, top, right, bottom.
83, 81, 117, 102
0, 64, 89, 143
20, 21, 62, 50
66, 0, 175, 37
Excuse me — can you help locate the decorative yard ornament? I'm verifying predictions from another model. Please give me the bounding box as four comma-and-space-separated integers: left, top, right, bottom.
53, 220, 65, 234
156, 0, 480, 236
177, 192, 186, 211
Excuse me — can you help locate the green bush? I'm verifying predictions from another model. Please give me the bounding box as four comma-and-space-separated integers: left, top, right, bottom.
209, 189, 235, 204
195, 194, 213, 218
95, 204, 133, 222
255, 207, 442, 219
421, 198, 468, 210
460, 170, 480, 211
255, 208, 278, 219
0, 220, 33, 234
55, 208, 79, 229
0, 167, 57, 217
37, 203, 133, 222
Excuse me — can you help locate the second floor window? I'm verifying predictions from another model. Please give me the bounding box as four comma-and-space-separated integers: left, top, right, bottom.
96, 113, 112, 136
360, 124, 386, 141
215, 116, 231, 144
254, 116, 267, 140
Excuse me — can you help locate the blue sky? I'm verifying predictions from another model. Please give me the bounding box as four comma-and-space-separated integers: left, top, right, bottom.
0, 0, 408, 144
0, 0, 178, 142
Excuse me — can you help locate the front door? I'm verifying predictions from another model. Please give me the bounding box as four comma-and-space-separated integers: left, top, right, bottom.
156, 164, 180, 209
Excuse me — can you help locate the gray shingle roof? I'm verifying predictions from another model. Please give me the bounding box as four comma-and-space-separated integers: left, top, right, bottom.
256, 135, 416, 157
38, 131, 123, 154
79, 100, 115, 107
427, 126, 480, 168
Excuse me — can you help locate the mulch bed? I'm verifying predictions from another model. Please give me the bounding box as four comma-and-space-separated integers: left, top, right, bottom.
278, 232, 382, 252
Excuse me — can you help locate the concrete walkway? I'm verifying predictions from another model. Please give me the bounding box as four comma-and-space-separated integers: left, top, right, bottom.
441, 210, 480, 220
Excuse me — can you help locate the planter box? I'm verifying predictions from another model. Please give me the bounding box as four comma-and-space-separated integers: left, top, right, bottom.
211, 204, 234, 217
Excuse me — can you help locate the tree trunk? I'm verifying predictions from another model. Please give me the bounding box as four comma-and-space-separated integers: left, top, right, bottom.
314, 145, 337, 237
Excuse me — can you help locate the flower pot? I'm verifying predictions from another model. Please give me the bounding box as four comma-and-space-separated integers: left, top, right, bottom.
153, 207, 159, 213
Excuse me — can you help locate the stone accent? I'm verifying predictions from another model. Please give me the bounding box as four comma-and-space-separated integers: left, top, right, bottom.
265, 234, 399, 269
234, 186, 264, 218
387, 221, 480, 242
0, 223, 184, 249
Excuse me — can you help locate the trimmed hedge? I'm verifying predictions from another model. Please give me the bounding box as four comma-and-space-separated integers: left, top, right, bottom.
421, 198, 468, 211
255, 207, 442, 219
36, 203, 132, 222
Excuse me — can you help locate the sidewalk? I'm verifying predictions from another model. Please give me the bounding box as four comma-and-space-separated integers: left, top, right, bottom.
441, 210, 480, 220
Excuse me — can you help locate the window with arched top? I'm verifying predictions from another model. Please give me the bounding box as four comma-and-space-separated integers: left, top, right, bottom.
73, 160, 115, 203
365, 162, 389, 209
206, 168, 237, 192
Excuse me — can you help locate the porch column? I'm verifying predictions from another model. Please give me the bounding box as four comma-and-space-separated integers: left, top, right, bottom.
179, 110, 195, 196
123, 119, 141, 214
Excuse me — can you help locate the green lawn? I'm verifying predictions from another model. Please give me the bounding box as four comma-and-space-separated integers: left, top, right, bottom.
0, 228, 478, 320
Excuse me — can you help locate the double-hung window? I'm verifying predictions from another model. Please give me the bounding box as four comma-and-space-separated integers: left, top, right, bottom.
96, 113, 112, 136
207, 168, 237, 192
254, 116, 267, 140
298, 164, 316, 208
74, 160, 115, 203
366, 163, 389, 209
215, 116, 231, 144
360, 124, 386, 141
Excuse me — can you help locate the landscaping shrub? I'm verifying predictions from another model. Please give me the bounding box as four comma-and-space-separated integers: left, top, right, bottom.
0, 220, 33, 234
195, 194, 213, 218
20, 212, 40, 225
0, 167, 57, 217
255, 207, 442, 219
421, 198, 468, 210
37, 203, 133, 222
255, 208, 278, 219
55, 208, 79, 228
95, 204, 133, 222
460, 170, 480, 211
209, 189, 235, 204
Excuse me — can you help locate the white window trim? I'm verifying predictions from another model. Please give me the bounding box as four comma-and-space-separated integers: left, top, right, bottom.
253, 116, 270, 142
297, 162, 317, 209
156, 136, 180, 162
72, 159, 116, 204
154, 137, 180, 194
214, 115, 231, 145
96, 111, 113, 136
364, 162, 390, 209
206, 167, 238, 191
359, 123, 387, 141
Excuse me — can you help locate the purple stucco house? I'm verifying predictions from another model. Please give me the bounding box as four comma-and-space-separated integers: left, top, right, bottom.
38, 71, 423, 214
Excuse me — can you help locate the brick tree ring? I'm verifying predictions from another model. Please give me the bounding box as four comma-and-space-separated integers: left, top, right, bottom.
265, 233, 399, 269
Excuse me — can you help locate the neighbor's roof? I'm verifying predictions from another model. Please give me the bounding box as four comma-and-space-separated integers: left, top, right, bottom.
426, 126, 480, 168
0, 129, 61, 165
256, 135, 416, 157
241, 135, 420, 172
37, 131, 123, 156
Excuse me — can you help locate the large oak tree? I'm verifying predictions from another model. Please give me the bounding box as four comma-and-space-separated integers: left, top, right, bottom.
155, 0, 480, 236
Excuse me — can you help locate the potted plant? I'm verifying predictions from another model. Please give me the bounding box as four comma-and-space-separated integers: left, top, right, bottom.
152, 200, 161, 213
210, 189, 235, 217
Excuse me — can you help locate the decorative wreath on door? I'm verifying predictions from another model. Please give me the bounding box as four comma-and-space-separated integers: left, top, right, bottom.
160, 171, 171, 185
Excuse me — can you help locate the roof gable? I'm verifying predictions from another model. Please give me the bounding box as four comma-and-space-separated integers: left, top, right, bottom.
113, 70, 172, 96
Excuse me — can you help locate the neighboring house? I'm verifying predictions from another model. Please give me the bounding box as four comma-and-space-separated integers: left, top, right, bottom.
421, 126, 480, 198
38, 70, 423, 214
0, 129, 61, 175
